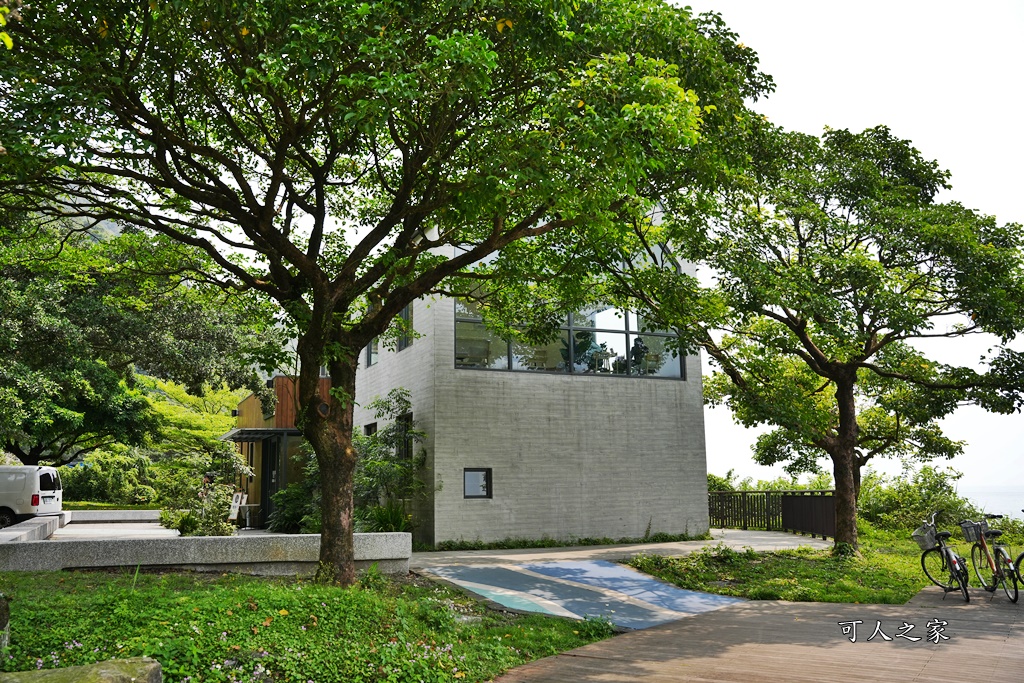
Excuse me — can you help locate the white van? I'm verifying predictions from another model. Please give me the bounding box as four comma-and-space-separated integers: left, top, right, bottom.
0, 466, 63, 528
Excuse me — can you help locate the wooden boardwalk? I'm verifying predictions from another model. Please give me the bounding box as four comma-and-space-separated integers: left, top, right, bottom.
497, 587, 1023, 682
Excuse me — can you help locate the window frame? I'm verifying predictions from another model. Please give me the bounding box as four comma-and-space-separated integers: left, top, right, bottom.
397, 304, 413, 352
463, 468, 493, 499
454, 302, 684, 379
395, 413, 413, 461
365, 338, 379, 367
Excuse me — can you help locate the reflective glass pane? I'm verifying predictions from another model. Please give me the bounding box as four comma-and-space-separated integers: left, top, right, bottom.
455, 321, 510, 369
455, 298, 484, 320
365, 338, 379, 367
573, 331, 628, 374
511, 331, 571, 373
635, 313, 670, 334
630, 335, 682, 377
573, 305, 626, 330
464, 469, 491, 498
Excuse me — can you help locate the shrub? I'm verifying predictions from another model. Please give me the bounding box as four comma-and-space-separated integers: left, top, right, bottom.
59, 450, 157, 505
267, 482, 312, 534
857, 465, 981, 532
158, 483, 235, 536
707, 470, 736, 492
360, 502, 414, 533
270, 388, 431, 534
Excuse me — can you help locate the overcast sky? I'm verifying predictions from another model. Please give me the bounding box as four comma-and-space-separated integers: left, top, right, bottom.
679, 1, 1024, 505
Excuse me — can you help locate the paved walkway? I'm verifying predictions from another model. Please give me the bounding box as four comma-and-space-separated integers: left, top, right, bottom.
416, 531, 1022, 679
413, 530, 829, 630
496, 587, 1024, 682
424, 560, 743, 629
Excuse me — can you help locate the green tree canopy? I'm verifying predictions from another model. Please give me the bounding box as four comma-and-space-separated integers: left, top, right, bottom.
0, 214, 287, 465
604, 125, 1024, 550
0, 0, 769, 582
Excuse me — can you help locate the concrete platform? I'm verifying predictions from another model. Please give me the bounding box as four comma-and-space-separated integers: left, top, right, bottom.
0, 522, 412, 575
49, 522, 179, 540
63, 509, 161, 523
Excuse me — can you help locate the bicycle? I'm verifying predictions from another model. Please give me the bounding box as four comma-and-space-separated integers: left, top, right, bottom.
1014, 509, 1024, 587
914, 511, 970, 602
963, 514, 1018, 603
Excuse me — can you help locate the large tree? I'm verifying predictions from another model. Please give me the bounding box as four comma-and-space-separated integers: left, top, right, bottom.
0, 214, 286, 465
601, 125, 1024, 551
0, 0, 768, 582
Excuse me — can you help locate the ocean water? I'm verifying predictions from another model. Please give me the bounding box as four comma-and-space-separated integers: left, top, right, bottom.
957, 487, 1024, 518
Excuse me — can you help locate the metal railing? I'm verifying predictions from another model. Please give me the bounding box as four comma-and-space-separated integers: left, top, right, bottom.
708, 489, 836, 539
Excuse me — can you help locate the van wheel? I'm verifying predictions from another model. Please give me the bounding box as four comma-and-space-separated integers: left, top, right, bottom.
0, 509, 15, 529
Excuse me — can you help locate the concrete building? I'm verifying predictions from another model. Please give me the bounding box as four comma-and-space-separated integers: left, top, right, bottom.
224, 295, 709, 544
353, 297, 710, 546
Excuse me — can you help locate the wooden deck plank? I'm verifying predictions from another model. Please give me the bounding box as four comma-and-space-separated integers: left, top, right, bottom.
498, 595, 1023, 682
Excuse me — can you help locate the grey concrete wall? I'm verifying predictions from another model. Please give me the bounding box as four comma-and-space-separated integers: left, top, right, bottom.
0, 532, 411, 575
359, 295, 708, 545
431, 360, 708, 543
354, 296, 440, 544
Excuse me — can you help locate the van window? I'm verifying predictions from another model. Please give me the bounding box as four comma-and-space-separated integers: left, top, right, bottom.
39, 471, 60, 491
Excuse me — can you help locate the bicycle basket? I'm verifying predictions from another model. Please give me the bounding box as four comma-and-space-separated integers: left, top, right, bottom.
912, 523, 937, 550
960, 520, 986, 543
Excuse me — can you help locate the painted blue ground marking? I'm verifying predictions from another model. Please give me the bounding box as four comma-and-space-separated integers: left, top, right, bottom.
522, 560, 743, 614
428, 565, 673, 629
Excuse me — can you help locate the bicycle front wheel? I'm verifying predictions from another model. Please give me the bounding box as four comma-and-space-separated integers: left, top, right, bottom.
996, 547, 1018, 603
952, 553, 971, 602
971, 544, 994, 591
921, 547, 952, 590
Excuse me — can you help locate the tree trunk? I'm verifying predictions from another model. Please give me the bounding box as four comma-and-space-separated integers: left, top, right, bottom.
831, 378, 860, 550
296, 333, 360, 586
7, 444, 39, 466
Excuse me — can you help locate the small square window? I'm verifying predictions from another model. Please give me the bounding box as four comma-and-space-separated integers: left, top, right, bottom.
464, 468, 492, 499
363, 423, 377, 437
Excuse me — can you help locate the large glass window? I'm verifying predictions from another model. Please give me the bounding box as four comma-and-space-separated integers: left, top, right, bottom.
455, 321, 510, 369
631, 335, 682, 378
510, 331, 571, 373
455, 301, 683, 379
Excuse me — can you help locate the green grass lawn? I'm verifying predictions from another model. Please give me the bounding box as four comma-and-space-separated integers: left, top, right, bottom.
0, 569, 611, 682
629, 523, 966, 604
